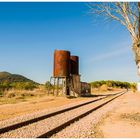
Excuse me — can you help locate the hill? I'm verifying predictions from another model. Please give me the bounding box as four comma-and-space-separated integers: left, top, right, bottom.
0, 71, 38, 84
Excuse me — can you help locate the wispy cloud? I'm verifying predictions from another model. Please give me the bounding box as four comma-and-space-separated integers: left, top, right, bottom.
88, 45, 131, 63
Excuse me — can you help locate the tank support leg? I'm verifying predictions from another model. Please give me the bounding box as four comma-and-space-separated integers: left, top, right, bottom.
53, 78, 56, 96
56, 78, 59, 96
48, 77, 52, 95
65, 77, 70, 96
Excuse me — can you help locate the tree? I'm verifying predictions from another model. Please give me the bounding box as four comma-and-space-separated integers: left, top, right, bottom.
45, 81, 53, 90
11, 82, 37, 90
88, 2, 140, 75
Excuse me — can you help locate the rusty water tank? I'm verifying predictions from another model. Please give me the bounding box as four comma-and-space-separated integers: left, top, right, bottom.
70, 56, 79, 75
53, 50, 70, 77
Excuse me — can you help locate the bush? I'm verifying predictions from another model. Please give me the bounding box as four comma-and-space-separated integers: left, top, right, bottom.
99, 84, 108, 91
4, 89, 36, 99
0, 92, 3, 97
0, 81, 37, 92
5, 92, 16, 98
91, 80, 136, 90
45, 81, 53, 90
11, 82, 37, 90
0, 82, 12, 91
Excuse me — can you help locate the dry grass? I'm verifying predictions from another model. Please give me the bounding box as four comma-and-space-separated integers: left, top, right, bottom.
120, 113, 140, 122
0, 89, 120, 121
0, 89, 48, 105
99, 84, 108, 91
0, 95, 88, 121
91, 87, 121, 94
0, 87, 123, 105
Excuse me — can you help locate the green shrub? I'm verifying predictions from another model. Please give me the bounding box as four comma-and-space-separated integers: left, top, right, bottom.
45, 81, 53, 90
0, 92, 3, 97
91, 80, 136, 90
11, 82, 37, 90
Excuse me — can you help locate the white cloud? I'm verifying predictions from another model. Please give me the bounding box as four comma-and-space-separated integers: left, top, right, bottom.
88, 45, 131, 63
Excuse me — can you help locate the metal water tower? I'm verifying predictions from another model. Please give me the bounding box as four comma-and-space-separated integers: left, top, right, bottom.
49, 50, 71, 96
70, 56, 79, 75
54, 50, 70, 77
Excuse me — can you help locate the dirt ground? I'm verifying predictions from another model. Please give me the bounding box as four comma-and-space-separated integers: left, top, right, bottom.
94, 91, 140, 138
0, 95, 88, 121
0, 90, 119, 121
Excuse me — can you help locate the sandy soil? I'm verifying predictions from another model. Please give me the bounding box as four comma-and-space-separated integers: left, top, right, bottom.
0, 90, 119, 121
0, 95, 88, 121
95, 91, 140, 138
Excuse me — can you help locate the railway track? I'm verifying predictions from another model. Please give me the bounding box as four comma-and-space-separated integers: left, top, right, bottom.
0, 91, 126, 138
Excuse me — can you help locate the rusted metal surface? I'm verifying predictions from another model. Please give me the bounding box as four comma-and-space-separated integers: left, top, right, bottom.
53, 50, 70, 77
52, 49, 91, 96
70, 56, 79, 75
70, 75, 81, 96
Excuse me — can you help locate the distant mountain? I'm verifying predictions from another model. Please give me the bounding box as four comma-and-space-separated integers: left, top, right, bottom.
0, 71, 38, 84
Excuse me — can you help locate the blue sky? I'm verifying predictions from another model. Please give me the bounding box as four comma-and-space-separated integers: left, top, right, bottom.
0, 2, 138, 83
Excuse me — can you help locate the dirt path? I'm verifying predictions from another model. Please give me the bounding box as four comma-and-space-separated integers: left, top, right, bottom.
94, 91, 140, 138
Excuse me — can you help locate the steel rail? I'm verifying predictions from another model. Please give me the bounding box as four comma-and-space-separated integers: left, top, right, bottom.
37, 91, 126, 138
0, 91, 125, 136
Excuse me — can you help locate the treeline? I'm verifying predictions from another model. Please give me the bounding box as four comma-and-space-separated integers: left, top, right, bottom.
90, 80, 136, 90
0, 80, 137, 92
0, 82, 38, 91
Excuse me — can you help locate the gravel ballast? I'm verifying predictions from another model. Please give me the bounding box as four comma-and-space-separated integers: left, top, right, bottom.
0, 94, 120, 138
0, 97, 103, 129
51, 92, 126, 138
